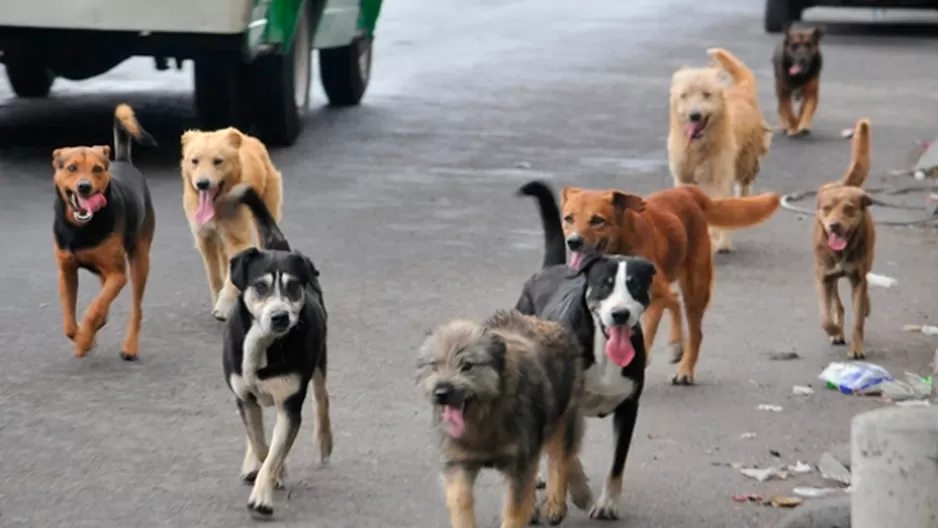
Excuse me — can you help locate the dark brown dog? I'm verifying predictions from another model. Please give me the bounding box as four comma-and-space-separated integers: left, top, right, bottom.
813, 118, 872, 359
772, 23, 823, 137
416, 310, 591, 527
53, 104, 157, 360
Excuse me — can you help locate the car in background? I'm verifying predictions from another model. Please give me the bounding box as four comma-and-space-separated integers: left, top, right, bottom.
765, 0, 938, 33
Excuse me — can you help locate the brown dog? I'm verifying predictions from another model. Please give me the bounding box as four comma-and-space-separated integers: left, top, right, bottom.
180, 127, 283, 320
813, 119, 873, 359
773, 24, 823, 137
53, 104, 157, 360
669, 48, 773, 253
561, 185, 781, 384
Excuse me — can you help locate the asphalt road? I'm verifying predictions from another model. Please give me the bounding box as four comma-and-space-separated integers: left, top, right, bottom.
1, 2, 937, 527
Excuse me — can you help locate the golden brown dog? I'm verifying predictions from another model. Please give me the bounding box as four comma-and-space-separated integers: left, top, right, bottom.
180, 127, 283, 320
813, 118, 873, 359
668, 48, 773, 253
773, 24, 823, 137
53, 104, 157, 360
561, 185, 781, 384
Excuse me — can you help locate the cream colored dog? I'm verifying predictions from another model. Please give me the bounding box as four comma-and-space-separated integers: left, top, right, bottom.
668, 48, 772, 253
180, 127, 283, 320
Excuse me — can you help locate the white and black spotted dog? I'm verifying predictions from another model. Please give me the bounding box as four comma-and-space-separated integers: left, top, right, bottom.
514, 180, 656, 521
218, 184, 332, 519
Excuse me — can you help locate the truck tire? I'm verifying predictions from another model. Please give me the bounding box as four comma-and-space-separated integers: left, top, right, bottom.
765, 0, 802, 33
246, 3, 313, 147
194, 54, 249, 132
4, 52, 54, 98
319, 36, 372, 107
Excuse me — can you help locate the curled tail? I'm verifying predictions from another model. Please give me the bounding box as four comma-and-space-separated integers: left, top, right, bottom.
216, 183, 291, 251
842, 118, 871, 188
113, 104, 157, 162
686, 186, 781, 229
517, 180, 567, 268
707, 48, 758, 99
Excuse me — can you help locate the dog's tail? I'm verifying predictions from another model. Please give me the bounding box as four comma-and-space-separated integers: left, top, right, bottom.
113, 104, 157, 162
216, 183, 291, 251
841, 118, 871, 188
517, 180, 567, 268
707, 48, 758, 99
686, 186, 782, 229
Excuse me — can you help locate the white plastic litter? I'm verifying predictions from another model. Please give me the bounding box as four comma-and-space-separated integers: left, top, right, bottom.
865, 273, 897, 288
903, 324, 938, 336
792, 486, 842, 498
792, 385, 815, 395
789, 461, 813, 474
818, 362, 894, 396
757, 404, 783, 412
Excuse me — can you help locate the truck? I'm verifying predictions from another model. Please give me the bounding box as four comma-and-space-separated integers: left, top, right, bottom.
0, 0, 383, 146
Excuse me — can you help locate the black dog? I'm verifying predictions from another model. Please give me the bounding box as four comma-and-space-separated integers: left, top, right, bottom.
219, 184, 333, 519
515, 180, 656, 521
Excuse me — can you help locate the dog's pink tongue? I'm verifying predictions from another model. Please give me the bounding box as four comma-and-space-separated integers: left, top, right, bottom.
789, 64, 803, 75
568, 251, 585, 270
441, 406, 466, 438
828, 233, 848, 252
684, 123, 701, 138
194, 190, 215, 225
77, 194, 107, 213
605, 326, 636, 367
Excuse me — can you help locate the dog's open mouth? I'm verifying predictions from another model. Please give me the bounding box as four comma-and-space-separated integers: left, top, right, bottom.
684, 117, 709, 140
194, 184, 223, 225
568, 239, 607, 269
827, 231, 849, 252
440, 399, 470, 438
789, 63, 805, 76
598, 322, 637, 368
67, 190, 107, 223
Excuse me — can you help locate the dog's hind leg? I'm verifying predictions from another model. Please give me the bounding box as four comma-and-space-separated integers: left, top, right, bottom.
444, 465, 479, 528
643, 280, 683, 365
247, 392, 304, 518
312, 368, 333, 464
501, 462, 539, 528
672, 263, 712, 385
589, 398, 639, 520
119, 239, 151, 361
56, 252, 79, 340
237, 399, 270, 484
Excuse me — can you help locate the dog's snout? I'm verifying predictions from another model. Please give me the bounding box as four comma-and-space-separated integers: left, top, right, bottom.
688, 111, 703, 123
828, 221, 842, 233
610, 308, 631, 325
76, 180, 93, 197
566, 234, 584, 251
433, 383, 454, 405
269, 311, 290, 331
195, 178, 212, 191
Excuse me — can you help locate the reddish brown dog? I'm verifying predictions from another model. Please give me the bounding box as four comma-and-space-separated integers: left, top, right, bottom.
813, 118, 873, 359
53, 104, 157, 360
561, 185, 781, 384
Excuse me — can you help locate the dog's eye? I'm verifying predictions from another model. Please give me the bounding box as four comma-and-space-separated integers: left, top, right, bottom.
253, 282, 270, 296
282, 281, 302, 298
821, 206, 832, 215
680, 93, 688, 100
92, 165, 104, 174
589, 216, 605, 227
212, 158, 223, 167
67, 164, 78, 172
605, 277, 615, 287
702, 91, 712, 99
459, 363, 472, 373
563, 214, 574, 224
842, 206, 855, 216
191, 158, 199, 165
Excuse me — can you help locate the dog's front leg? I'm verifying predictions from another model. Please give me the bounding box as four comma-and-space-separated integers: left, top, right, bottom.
776, 91, 798, 136
501, 461, 539, 528
237, 399, 269, 484
74, 267, 127, 357
247, 394, 303, 518
195, 234, 224, 309
590, 398, 639, 520
56, 251, 79, 340
815, 275, 844, 345
848, 273, 868, 359
796, 78, 820, 135
444, 464, 479, 528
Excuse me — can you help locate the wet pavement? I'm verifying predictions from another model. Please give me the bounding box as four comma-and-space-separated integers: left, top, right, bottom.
1, 1, 937, 527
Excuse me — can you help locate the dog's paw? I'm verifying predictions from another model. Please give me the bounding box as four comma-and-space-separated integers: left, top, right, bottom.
568, 480, 594, 512
247, 483, 277, 519
541, 496, 568, 526
670, 370, 695, 386
534, 474, 546, 490
588, 491, 621, 520
848, 344, 865, 360
63, 322, 78, 341
667, 342, 683, 364
241, 470, 258, 485
119, 351, 139, 361
73, 329, 96, 358
830, 335, 846, 346
212, 295, 235, 321
247, 499, 274, 519
794, 128, 812, 137
528, 502, 542, 525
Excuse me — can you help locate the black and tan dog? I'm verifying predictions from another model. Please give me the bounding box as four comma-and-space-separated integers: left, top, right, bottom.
53, 104, 157, 360
772, 23, 823, 137
417, 310, 591, 527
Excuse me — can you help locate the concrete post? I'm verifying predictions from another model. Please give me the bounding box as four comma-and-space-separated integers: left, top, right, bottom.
851, 406, 938, 528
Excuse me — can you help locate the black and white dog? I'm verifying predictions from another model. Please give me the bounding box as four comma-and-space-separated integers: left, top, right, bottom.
219, 184, 333, 519
514, 180, 656, 521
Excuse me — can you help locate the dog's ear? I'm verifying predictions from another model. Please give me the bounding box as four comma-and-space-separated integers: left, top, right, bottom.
811, 26, 823, 43
226, 128, 243, 149
609, 191, 645, 214
782, 22, 794, 38
180, 129, 199, 150
294, 252, 321, 287
858, 191, 873, 210
561, 185, 581, 204
91, 146, 112, 168
485, 333, 507, 373
229, 247, 261, 292
52, 148, 64, 170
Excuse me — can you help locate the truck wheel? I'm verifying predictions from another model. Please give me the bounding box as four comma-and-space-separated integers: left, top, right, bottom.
319, 36, 372, 107
765, 0, 802, 33
246, 3, 313, 147
4, 52, 54, 98
194, 54, 250, 131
